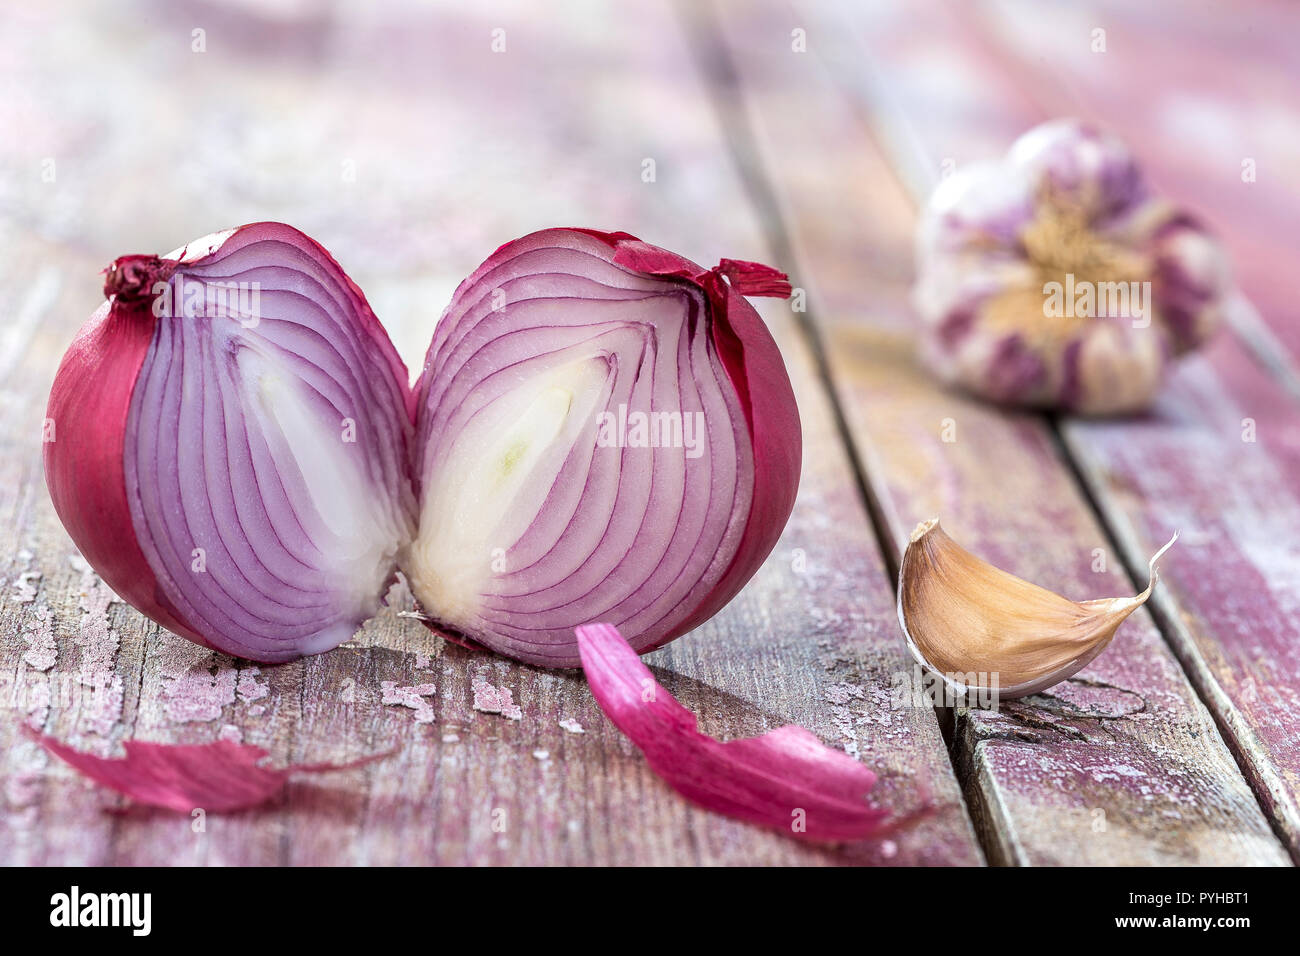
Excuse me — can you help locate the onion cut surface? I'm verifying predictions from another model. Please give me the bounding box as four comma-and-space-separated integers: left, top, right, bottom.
406, 229, 801, 666
45, 223, 417, 662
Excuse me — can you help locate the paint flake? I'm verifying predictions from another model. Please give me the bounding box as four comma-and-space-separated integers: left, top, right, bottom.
472, 678, 522, 720
558, 718, 585, 734
21, 604, 57, 671
159, 641, 238, 724
23, 680, 50, 731
236, 667, 269, 703
70, 556, 123, 735
219, 724, 243, 744
381, 681, 436, 723
12, 569, 41, 603
824, 682, 865, 706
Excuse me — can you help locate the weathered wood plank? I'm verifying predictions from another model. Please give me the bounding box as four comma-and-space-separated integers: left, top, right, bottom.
712, 0, 1290, 864
0, 0, 979, 864
961, 0, 1300, 855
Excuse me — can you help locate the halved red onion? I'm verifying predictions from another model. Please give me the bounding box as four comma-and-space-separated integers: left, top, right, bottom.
405, 229, 801, 666
45, 223, 417, 662
47, 225, 800, 668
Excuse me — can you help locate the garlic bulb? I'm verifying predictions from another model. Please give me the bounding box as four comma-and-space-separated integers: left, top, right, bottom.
896, 519, 1177, 700
913, 119, 1231, 415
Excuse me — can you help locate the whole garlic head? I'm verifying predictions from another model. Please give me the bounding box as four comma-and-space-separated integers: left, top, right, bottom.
913, 119, 1231, 415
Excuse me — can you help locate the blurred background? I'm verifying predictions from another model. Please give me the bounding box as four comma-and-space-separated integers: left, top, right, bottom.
2, 0, 1296, 368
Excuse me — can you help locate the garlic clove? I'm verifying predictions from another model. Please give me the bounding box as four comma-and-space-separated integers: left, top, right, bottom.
896, 518, 1177, 701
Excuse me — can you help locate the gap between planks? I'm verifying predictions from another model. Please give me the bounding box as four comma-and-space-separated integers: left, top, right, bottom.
674, 0, 993, 857
670, 0, 904, 582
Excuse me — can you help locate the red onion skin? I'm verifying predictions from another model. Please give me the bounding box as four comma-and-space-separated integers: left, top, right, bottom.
576, 623, 890, 841
26, 726, 390, 814
45, 296, 216, 652
603, 235, 802, 650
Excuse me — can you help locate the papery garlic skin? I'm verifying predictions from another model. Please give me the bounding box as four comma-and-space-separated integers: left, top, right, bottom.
913, 119, 1231, 414
896, 518, 1176, 700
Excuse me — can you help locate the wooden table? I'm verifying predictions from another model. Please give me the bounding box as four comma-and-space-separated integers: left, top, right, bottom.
2, 0, 1297, 866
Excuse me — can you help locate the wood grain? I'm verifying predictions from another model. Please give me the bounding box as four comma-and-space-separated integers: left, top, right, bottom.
710, 0, 1290, 864
0, 0, 978, 865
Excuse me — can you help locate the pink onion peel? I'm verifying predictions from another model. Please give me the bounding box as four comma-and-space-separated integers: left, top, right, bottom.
575, 622, 890, 842
27, 728, 388, 814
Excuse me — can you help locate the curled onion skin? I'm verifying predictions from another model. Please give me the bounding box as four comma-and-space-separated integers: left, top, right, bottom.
27, 727, 390, 814
45, 223, 417, 662
406, 228, 801, 667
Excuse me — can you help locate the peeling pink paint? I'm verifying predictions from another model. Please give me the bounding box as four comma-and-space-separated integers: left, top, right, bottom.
471, 678, 522, 720
12, 569, 41, 603
23, 681, 50, 731
381, 681, 436, 723
159, 642, 237, 724
21, 604, 56, 671
825, 682, 865, 706
237, 667, 269, 703
558, 718, 585, 734
69, 556, 122, 736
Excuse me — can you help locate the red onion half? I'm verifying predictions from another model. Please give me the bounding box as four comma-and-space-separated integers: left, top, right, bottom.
405, 229, 800, 666
45, 223, 417, 662
46, 225, 800, 667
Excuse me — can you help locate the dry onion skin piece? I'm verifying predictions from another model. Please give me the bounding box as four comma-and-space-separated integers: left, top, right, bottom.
405, 229, 802, 667
575, 623, 891, 841
27, 728, 389, 814
913, 118, 1232, 414
896, 518, 1177, 700
44, 222, 418, 662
